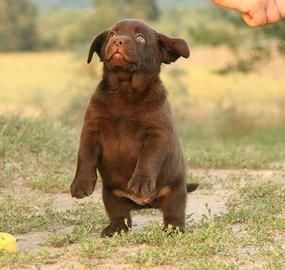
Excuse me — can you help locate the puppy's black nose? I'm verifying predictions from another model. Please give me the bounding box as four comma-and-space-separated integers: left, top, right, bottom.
112, 36, 127, 47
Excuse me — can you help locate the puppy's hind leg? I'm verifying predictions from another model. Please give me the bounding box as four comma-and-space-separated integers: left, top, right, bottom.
160, 183, 187, 233
101, 186, 132, 237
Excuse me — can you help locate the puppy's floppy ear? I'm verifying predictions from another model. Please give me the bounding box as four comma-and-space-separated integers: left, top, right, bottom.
87, 30, 109, 64
157, 33, 190, 64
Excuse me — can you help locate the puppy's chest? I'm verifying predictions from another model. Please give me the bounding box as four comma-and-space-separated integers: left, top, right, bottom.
100, 114, 143, 137
97, 115, 143, 165
98, 113, 145, 157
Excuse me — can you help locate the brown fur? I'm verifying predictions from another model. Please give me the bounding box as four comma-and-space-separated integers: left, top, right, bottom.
70, 19, 198, 237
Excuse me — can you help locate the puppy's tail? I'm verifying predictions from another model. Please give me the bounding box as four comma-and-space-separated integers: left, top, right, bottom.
186, 183, 199, 193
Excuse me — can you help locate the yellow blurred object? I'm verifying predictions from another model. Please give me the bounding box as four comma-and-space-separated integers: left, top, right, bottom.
0, 233, 17, 253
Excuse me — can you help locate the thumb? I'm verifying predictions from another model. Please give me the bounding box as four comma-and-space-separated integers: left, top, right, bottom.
242, 10, 267, 26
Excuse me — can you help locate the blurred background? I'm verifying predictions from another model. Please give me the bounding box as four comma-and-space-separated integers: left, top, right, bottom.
1, 0, 285, 182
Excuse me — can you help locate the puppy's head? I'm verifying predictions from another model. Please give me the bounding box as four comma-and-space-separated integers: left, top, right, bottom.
87, 19, 190, 73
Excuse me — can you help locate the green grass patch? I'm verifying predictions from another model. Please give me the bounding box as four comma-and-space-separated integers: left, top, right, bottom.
183, 124, 285, 169
0, 195, 68, 234
0, 250, 63, 268
224, 181, 285, 244
0, 194, 107, 234
0, 179, 284, 269
0, 115, 77, 192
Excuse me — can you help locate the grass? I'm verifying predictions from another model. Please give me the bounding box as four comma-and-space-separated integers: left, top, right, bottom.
184, 124, 285, 169
0, 117, 284, 269
0, 113, 284, 201
0, 115, 284, 268
0, 176, 283, 269
0, 115, 77, 193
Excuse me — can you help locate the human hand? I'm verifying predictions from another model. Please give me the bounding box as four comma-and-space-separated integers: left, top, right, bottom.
213, 0, 285, 27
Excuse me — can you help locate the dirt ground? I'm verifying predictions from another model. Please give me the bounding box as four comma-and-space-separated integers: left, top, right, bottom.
0, 168, 282, 255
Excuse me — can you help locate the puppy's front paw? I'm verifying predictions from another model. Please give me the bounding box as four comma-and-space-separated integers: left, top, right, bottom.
127, 172, 156, 195
101, 221, 130, 238
70, 177, 96, 199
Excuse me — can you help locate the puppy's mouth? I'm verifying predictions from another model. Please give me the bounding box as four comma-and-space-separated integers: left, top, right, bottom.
111, 52, 124, 61
105, 49, 120, 60
105, 47, 136, 66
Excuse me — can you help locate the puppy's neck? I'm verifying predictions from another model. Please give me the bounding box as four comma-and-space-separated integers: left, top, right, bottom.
103, 68, 160, 95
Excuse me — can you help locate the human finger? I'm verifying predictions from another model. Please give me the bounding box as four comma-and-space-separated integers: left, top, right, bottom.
276, 0, 285, 17
266, 0, 281, 23
212, 0, 247, 12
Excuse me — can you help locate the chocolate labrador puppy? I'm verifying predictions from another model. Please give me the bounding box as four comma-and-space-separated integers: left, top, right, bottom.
70, 19, 198, 237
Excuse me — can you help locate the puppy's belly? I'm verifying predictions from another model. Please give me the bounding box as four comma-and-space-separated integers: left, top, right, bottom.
113, 186, 171, 206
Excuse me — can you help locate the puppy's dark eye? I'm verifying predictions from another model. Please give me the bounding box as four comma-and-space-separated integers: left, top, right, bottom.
109, 31, 116, 39
136, 33, 145, 44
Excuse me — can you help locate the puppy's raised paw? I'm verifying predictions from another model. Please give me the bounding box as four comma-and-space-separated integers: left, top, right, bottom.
70, 177, 96, 199
127, 172, 156, 195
